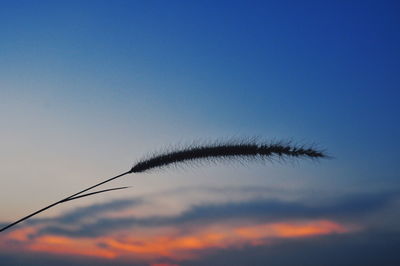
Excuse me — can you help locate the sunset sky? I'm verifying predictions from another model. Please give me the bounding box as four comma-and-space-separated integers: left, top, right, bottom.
1, 1, 400, 265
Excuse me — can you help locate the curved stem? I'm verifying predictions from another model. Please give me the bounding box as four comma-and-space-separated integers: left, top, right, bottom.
0, 170, 132, 233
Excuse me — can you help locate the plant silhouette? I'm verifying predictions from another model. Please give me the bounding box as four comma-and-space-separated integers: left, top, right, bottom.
0, 140, 327, 232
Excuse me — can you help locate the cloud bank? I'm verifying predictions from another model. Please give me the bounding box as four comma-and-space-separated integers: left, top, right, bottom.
1, 186, 399, 266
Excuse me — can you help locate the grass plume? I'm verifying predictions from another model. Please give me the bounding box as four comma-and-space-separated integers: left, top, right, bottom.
0, 139, 327, 233
130, 140, 326, 173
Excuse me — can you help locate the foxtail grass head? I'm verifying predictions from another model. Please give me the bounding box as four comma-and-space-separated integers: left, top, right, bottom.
130, 140, 327, 173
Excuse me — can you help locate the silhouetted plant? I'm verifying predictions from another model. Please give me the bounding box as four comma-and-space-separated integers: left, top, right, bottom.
0, 139, 327, 232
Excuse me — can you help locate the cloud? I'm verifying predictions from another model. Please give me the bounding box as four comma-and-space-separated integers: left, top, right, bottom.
53, 199, 141, 224
5, 219, 350, 262
181, 229, 400, 266
29, 188, 399, 238
2, 229, 400, 266
1, 186, 399, 265
27, 198, 141, 225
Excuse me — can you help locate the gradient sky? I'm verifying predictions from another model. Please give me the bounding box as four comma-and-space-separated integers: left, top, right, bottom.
1, 1, 400, 265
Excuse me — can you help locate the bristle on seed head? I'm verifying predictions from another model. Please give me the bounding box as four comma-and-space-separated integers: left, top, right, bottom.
130, 140, 327, 173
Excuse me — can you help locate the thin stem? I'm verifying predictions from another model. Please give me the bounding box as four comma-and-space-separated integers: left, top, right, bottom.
61, 186, 131, 202
0, 170, 132, 233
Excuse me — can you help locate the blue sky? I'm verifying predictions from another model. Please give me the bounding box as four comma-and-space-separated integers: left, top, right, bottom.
1, 1, 400, 265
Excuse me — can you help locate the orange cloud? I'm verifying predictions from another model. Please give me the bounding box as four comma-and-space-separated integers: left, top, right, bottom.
235, 220, 348, 239
2, 219, 353, 263
29, 235, 116, 259
6, 226, 37, 241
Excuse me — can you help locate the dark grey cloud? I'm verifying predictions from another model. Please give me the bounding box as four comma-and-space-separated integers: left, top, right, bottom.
32, 189, 399, 238
21, 198, 141, 226
0, 252, 146, 266
174, 190, 397, 223
0, 198, 141, 238
50, 198, 141, 224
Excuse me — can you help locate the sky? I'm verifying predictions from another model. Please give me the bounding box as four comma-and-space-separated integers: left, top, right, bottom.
1, 0, 399, 265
